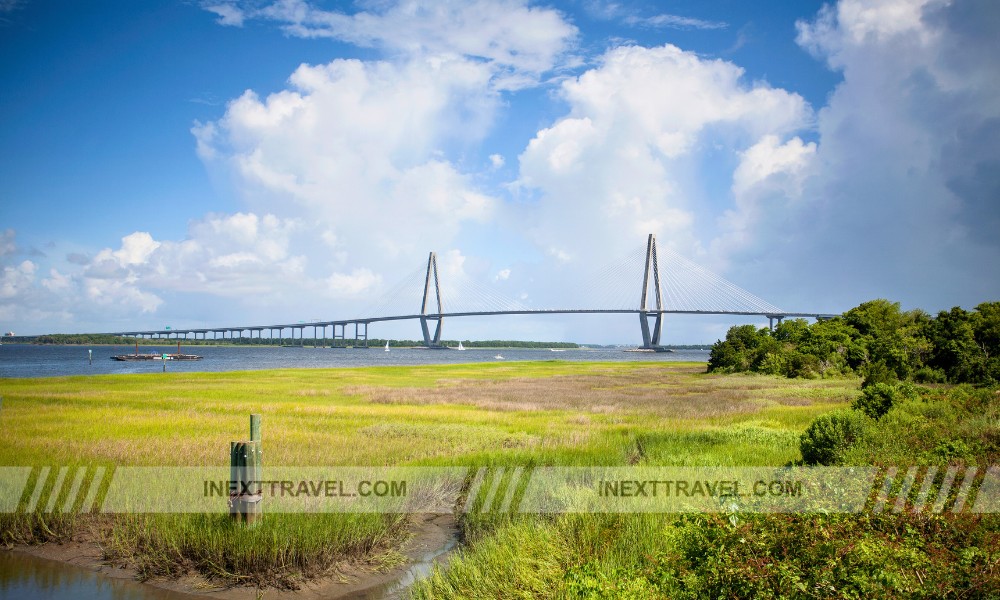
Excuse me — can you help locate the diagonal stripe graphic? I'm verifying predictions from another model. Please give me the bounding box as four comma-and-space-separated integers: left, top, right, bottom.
952, 467, 979, 513
0, 468, 32, 513
932, 466, 959, 513
892, 467, 918, 513
479, 468, 506, 513
63, 467, 87, 513
45, 467, 69, 513
972, 466, 1000, 513
872, 467, 897, 513
461, 468, 487, 514
81, 466, 106, 513
498, 467, 524, 513
911, 466, 937, 514
25, 467, 51, 513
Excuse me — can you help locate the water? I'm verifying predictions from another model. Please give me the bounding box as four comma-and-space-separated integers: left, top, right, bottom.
0, 344, 710, 378
0, 552, 190, 600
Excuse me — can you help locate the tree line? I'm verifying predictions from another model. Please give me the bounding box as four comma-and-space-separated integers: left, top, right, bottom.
708, 299, 1000, 385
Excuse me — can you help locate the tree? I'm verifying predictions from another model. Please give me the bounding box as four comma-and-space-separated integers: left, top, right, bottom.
708, 325, 773, 373
926, 307, 988, 383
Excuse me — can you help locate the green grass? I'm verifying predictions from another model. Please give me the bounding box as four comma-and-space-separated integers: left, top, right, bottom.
0, 361, 872, 592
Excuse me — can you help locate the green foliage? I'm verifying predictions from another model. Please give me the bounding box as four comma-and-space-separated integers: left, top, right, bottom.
641, 513, 1000, 599
799, 410, 868, 465
820, 382, 1000, 467
852, 382, 900, 419
709, 298, 1000, 385
913, 366, 947, 383
923, 304, 1000, 384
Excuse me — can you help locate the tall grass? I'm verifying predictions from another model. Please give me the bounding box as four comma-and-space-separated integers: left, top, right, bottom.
0, 361, 861, 589
103, 513, 408, 588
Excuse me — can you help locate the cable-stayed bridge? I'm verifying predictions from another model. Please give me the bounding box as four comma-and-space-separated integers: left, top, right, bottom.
115, 235, 838, 351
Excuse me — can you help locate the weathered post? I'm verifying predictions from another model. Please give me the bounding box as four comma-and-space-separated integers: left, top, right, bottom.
229, 414, 263, 525
229, 441, 239, 521
243, 440, 261, 524
250, 414, 261, 445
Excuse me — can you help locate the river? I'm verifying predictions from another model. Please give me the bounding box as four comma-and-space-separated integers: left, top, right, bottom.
0, 343, 710, 379
0, 551, 192, 600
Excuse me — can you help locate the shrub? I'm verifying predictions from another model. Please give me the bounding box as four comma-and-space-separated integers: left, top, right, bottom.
913, 366, 946, 383
852, 382, 899, 420
860, 360, 897, 388
786, 351, 821, 379
756, 351, 788, 376
932, 439, 976, 462
799, 410, 868, 465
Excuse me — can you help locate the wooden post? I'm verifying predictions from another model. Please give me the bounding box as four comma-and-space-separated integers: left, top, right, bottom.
249, 413, 262, 498
244, 440, 261, 524
229, 441, 239, 521
229, 415, 263, 525
250, 414, 261, 444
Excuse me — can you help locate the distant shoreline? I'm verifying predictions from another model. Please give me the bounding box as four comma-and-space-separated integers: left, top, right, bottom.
2, 336, 711, 350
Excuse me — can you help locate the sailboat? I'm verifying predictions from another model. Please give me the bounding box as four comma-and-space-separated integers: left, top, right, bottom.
385, 341, 390, 352
457, 341, 465, 351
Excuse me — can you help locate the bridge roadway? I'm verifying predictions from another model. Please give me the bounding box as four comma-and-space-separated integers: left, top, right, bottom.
114, 309, 841, 345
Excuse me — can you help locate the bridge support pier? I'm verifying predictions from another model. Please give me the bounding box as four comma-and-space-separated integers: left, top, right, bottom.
638, 234, 668, 352
639, 311, 664, 349
420, 252, 446, 348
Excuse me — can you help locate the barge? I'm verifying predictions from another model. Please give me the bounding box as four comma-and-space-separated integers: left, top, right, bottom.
112, 341, 202, 361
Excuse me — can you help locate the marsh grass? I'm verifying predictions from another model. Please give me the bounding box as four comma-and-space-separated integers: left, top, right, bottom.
0, 361, 860, 588
103, 513, 409, 588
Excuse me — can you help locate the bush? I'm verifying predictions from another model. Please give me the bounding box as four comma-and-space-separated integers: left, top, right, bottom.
799, 410, 868, 465
786, 351, 821, 379
852, 382, 899, 420
860, 360, 897, 388
913, 366, 946, 383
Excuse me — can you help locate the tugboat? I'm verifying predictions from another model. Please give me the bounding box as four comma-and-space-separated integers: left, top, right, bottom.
113, 341, 202, 361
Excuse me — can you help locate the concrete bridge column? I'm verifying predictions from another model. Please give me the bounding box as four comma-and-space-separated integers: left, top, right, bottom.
638, 234, 667, 351
420, 252, 445, 348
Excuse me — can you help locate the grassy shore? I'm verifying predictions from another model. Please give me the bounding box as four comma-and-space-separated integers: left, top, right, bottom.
2, 361, 996, 597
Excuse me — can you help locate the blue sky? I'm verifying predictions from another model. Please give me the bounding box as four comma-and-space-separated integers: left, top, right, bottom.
1, 0, 998, 343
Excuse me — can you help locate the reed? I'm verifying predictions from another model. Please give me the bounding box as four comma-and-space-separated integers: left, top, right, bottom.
0, 361, 858, 589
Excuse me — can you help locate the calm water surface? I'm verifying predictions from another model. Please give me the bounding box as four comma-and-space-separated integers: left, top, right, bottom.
0, 344, 709, 378
0, 552, 191, 600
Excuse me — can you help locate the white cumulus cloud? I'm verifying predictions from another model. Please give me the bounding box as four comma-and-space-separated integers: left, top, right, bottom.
222, 0, 577, 88
516, 43, 811, 275
716, 0, 1000, 312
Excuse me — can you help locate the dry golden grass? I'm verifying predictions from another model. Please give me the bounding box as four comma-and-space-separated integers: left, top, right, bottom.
344, 368, 853, 419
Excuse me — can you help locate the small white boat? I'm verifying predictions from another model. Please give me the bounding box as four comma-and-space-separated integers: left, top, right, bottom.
457, 341, 466, 350
494, 354, 504, 360
385, 341, 390, 352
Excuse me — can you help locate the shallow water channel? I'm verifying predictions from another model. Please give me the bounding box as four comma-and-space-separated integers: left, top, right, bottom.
0, 519, 459, 600
0, 551, 191, 600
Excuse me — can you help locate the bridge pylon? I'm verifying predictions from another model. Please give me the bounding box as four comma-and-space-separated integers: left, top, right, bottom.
420, 251, 446, 348
639, 234, 668, 352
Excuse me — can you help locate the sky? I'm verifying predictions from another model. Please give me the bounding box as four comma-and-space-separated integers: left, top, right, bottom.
1, 0, 998, 344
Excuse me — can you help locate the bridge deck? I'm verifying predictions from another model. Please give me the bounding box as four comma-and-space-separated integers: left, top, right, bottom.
113, 309, 839, 338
